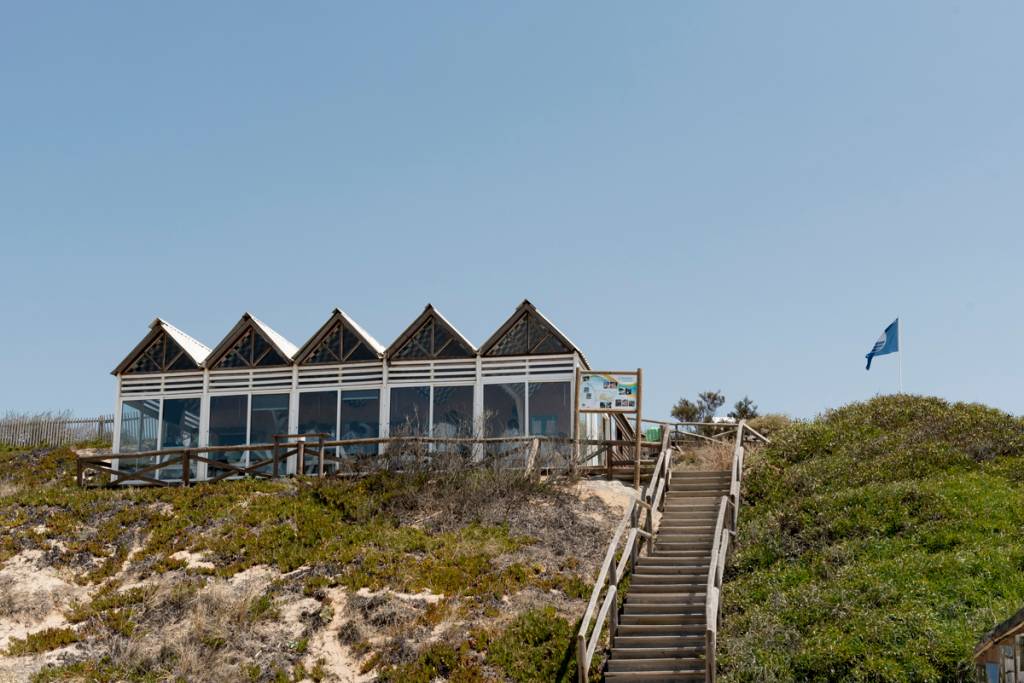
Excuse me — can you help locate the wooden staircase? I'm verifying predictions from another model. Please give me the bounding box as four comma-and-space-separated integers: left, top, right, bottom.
604, 470, 731, 682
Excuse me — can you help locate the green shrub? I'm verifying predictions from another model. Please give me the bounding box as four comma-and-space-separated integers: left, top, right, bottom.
722, 395, 1024, 681
486, 606, 578, 682
6, 626, 79, 655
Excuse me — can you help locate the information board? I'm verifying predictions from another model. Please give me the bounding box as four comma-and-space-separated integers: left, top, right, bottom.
578, 372, 640, 412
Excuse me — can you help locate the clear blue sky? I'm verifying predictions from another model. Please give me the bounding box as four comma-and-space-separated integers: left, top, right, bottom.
2, 2, 1022, 420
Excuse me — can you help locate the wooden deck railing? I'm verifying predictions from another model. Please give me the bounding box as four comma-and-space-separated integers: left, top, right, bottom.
642, 419, 771, 447
704, 419, 761, 682
576, 429, 673, 682
76, 436, 665, 487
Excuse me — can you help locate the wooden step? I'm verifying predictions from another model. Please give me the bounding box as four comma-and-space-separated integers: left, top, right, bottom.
634, 564, 709, 575
616, 622, 706, 635
610, 646, 704, 659
620, 612, 704, 626
623, 601, 705, 615
604, 672, 704, 682
606, 656, 705, 672
614, 634, 705, 649
630, 582, 706, 593
626, 591, 706, 603
632, 573, 707, 585
653, 541, 714, 550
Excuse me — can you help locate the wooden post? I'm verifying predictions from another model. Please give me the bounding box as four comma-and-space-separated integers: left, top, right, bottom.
297, 438, 306, 476
182, 449, 191, 486
574, 367, 582, 468
705, 630, 716, 683
317, 437, 325, 478
609, 585, 619, 643
645, 494, 654, 554
633, 368, 643, 490
272, 436, 280, 478
576, 633, 588, 683
630, 503, 640, 567
97, 417, 104, 441
525, 437, 539, 477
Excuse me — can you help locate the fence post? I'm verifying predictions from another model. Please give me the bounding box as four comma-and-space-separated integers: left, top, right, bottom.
182, 449, 191, 486
630, 503, 640, 567
317, 437, 325, 478
576, 633, 588, 683
297, 438, 306, 476
272, 436, 280, 478
97, 418, 104, 442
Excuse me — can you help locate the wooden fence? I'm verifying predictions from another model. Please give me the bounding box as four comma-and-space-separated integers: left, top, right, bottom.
76, 435, 666, 488
0, 415, 114, 448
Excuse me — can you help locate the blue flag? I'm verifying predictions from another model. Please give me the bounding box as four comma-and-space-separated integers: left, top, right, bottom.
865, 319, 899, 370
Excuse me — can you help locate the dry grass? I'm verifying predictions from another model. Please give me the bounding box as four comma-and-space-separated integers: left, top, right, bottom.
672, 442, 733, 470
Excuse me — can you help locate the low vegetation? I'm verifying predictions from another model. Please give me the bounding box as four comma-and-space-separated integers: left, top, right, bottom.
722, 395, 1024, 682
0, 445, 618, 682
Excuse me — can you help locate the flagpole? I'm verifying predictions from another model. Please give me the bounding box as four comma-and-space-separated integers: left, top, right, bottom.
898, 319, 903, 394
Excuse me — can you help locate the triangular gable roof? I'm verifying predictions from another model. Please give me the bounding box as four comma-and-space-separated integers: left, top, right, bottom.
293, 308, 386, 365
204, 313, 298, 369
479, 300, 589, 367
112, 319, 211, 375
386, 304, 477, 361
975, 606, 1024, 658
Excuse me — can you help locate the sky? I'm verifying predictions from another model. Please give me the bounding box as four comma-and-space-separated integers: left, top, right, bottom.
1, 2, 1023, 421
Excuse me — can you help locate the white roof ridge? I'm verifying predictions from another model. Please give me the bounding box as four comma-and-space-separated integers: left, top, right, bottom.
248, 314, 299, 360
335, 308, 386, 355
430, 306, 478, 352
154, 318, 211, 364
529, 303, 590, 368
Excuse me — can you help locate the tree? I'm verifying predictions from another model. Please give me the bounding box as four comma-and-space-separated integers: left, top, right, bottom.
728, 396, 759, 420
672, 390, 726, 423
697, 391, 726, 421
671, 398, 701, 423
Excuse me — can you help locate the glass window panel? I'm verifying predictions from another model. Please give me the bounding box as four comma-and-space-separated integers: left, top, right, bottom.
532, 333, 571, 354
487, 315, 530, 356
256, 348, 287, 367
390, 386, 430, 436
249, 394, 290, 471
341, 389, 380, 455
529, 381, 572, 466
119, 400, 159, 473
484, 383, 525, 438
209, 395, 248, 467
159, 398, 200, 481
436, 338, 472, 358
299, 391, 337, 438
396, 322, 432, 359
345, 342, 377, 362
432, 323, 451, 353
167, 351, 197, 371
252, 332, 288, 367
528, 382, 571, 437
307, 327, 342, 364
217, 331, 253, 368
127, 340, 162, 373
299, 391, 338, 474
432, 386, 474, 438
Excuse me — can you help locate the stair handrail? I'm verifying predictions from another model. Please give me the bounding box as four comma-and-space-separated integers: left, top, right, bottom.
704, 419, 750, 682
576, 429, 673, 683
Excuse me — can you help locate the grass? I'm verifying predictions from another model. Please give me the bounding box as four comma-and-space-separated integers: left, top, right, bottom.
721, 395, 1024, 682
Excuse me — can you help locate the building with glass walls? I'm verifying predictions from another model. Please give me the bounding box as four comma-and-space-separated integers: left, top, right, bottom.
112, 301, 604, 479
